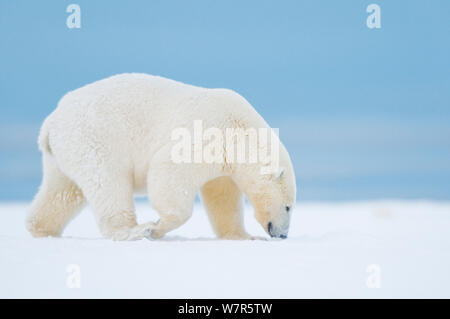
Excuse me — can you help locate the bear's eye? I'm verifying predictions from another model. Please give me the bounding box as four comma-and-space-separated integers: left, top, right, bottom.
285, 205, 291, 212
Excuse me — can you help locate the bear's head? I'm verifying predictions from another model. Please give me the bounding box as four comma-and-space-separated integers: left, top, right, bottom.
244, 141, 296, 239
253, 164, 296, 239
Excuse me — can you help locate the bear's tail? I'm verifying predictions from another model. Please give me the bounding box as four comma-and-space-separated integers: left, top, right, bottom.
38, 117, 52, 155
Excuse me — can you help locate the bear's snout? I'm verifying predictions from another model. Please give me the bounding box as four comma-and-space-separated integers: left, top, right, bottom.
267, 221, 288, 239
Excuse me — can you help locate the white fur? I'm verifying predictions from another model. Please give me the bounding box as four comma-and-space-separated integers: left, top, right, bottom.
26, 74, 296, 240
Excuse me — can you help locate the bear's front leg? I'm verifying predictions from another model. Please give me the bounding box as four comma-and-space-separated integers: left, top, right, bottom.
97, 212, 156, 241
146, 152, 198, 239
146, 183, 195, 239
200, 176, 266, 240
84, 173, 157, 241
148, 213, 192, 239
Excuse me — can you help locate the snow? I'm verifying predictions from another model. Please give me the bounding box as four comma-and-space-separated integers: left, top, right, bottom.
1, 200, 449, 298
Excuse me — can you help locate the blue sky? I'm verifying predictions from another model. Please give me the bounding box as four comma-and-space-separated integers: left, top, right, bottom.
1, 0, 449, 200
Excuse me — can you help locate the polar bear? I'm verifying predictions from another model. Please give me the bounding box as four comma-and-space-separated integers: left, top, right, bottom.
26, 74, 296, 240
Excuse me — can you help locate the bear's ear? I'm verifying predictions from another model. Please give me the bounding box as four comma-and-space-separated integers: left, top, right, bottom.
273, 167, 285, 180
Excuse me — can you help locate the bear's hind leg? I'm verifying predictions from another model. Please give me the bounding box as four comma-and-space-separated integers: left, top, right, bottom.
26, 153, 86, 237
200, 176, 250, 240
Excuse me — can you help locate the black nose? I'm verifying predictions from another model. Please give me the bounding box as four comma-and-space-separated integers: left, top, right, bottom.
267, 222, 273, 235
268, 222, 287, 239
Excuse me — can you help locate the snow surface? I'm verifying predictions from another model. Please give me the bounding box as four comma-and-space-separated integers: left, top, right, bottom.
1, 200, 449, 298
